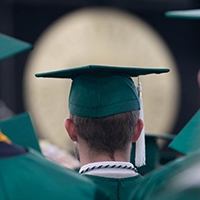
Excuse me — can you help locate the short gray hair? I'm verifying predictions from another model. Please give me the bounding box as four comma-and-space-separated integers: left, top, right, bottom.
70, 111, 139, 159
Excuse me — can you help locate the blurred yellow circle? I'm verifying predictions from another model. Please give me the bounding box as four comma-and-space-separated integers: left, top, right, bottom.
24, 8, 180, 150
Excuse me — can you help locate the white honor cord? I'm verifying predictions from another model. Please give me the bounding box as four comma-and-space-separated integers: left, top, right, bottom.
80, 163, 137, 174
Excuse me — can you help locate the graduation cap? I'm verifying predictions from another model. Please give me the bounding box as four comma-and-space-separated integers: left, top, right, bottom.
169, 109, 200, 155
36, 65, 169, 117
0, 33, 32, 61
0, 113, 41, 152
36, 65, 169, 166
130, 133, 176, 174
165, 9, 200, 19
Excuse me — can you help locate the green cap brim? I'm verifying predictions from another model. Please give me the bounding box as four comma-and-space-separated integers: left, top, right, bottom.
169, 109, 200, 154
0, 113, 41, 153
35, 65, 170, 78
165, 9, 200, 19
0, 33, 33, 61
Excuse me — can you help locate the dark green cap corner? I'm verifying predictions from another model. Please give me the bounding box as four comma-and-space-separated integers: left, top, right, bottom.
0, 33, 33, 61
169, 109, 200, 154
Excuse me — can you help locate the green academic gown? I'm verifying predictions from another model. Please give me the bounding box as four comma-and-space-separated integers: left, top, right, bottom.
0, 147, 108, 200
128, 149, 200, 200
84, 174, 143, 200
148, 187, 200, 200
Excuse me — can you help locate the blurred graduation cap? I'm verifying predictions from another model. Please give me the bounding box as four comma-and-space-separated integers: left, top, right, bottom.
0, 33, 32, 61
36, 65, 169, 166
0, 113, 41, 152
130, 133, 176, 174
169, 109, 200, 155
165, 9, 200, 19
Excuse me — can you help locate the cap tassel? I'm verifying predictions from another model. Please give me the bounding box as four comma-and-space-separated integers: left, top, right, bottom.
135, 76, 146, 167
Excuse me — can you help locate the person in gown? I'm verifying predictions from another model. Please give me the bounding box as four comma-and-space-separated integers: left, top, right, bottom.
0, 33, 108, 200
36, 65, 169, 200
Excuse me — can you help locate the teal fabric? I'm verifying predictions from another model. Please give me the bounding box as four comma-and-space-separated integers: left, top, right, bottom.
0, 113, 41, 153
128, 150, 200, 200
165, 9, 200, 19
149, 188, 200, 200
36, 65, 169, 118
0, 33, 32, 61
169, 109, 200, 154
0, 148, 108, 200
84, 174, 143, 200
69, 73, 139, 117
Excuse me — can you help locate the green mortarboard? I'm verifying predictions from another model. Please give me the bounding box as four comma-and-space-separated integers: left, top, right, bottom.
36, 65, 169, 118
169, 109, 200, 154
165, 9, 200, 19
0, 33, 32, 61
0, 113, 41, 152
131, 133, 176, 174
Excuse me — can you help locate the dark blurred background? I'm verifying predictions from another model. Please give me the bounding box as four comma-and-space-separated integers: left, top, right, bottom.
0, 0, 200, 137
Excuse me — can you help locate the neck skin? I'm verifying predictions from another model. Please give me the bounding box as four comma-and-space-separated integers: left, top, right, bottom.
76, 137, 132, 167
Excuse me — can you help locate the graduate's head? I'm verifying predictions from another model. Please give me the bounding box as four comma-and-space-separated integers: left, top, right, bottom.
69, 111, 141, 160
36, 65, 169, 162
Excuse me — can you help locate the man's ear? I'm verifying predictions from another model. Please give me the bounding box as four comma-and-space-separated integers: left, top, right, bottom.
64, 118, 77, 142
132, 119, 144, 142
